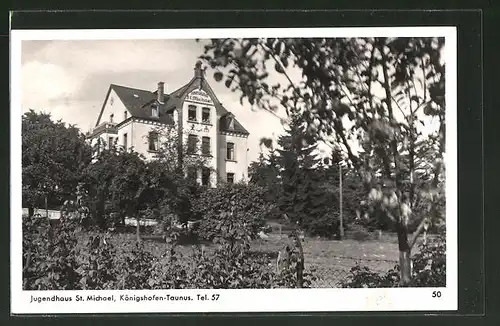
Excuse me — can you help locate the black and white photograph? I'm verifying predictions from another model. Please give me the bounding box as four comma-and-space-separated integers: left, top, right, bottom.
11, 27, 457, 313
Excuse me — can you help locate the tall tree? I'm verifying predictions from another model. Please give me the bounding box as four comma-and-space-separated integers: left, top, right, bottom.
22, 110, 92, 216
108, 150, 148, 242
199, 37, 446, 285
273, 110, 327, 233
248, 152, 281, 203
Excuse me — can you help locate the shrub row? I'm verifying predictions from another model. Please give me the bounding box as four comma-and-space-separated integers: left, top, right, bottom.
22, 216, 311, 290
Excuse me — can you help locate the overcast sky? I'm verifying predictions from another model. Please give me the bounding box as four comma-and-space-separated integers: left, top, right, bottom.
20, 39, 290, 164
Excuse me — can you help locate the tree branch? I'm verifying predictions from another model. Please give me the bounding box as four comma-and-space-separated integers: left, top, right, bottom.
367, 43, 376, 115
379, 41, 402, 188
409, 217, 429, 250
259, 41, 300, 102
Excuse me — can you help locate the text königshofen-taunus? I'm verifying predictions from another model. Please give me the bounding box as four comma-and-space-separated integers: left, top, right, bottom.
30, 293, 220, 303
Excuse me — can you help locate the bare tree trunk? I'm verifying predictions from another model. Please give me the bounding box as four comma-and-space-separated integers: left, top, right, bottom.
396, 221, 412, 286
291, 231, 305, 288
339, 163, 344, 239
398, 217, 430, 286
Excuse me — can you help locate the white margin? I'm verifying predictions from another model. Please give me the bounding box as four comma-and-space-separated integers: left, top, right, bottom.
10, 27, 458, 314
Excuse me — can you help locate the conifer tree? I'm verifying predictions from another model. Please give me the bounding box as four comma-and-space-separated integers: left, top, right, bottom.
275, 111, 326, 232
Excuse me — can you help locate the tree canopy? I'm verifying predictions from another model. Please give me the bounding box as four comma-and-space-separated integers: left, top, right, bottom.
22, 110, 92, 212
199, 37, 446, 285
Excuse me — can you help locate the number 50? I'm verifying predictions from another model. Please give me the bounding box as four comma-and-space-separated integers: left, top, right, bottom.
432, 291, 442, 298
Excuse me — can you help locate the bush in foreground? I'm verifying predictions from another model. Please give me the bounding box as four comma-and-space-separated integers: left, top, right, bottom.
341, 234, 446, 288
22, 215, 312, 290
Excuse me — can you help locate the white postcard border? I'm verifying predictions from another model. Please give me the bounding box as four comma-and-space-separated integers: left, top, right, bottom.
10, 26, 458, 314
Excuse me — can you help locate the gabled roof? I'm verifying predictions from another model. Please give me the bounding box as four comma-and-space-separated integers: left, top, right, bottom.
97, 62, 249, 136
110, 84, 175, 125
219, 110, 249, 135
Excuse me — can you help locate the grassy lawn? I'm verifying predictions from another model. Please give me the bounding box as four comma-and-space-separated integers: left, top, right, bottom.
252, 233, 400, 287
75, 226, 411, 288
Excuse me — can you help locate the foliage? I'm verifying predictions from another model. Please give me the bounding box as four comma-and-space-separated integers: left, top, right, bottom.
148, 126, 207, 227
341, 233, 446, 288
23, 216, 313, 290
274, 112, 325, 228
199, 37, 446, 284
193, 183, 271, 247
340, 264, 400, 288
22, 110, 92, 212
344, 223, 373, 242
248, 152, 281, 203
77, 233, 117, 290
189, 242, 313, 289
81, 148, 147, 229
116, 242, 158, 290
410, 232, 446, 287
108, 150, 149, 222
23, 216, 81, 290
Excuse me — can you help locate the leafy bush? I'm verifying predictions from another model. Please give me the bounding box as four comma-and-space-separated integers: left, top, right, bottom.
22, 211, 316, 290
303, 213, 340, 238
23, 217, 81, 290
340, 265, 399, 288
115, 242, 158, 290
345, 223, 373, 242
77, 234, 117, 290
193, 183, 271, 246
410, 233, 446, 287
341, 233, 446, 288
188, 242, 313, 289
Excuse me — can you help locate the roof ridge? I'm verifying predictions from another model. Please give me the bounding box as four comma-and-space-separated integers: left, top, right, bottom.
110, 83, 150, 92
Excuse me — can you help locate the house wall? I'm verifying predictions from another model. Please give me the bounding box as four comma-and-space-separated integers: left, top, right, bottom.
181, 89, 218, 187
91, 84, 250, 188
128, 120, 173, 160
218, 133, 249, 183
96, 88, 129, 126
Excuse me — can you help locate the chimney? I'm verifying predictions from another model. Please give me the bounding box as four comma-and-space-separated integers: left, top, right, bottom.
157, 81, 165, 104
194, 61, 203, 78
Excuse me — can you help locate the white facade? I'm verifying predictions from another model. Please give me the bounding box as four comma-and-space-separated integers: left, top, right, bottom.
89, 64, 250, 187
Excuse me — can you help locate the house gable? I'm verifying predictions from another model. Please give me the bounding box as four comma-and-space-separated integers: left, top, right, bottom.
170, 64, 249, 136
95, 86, 130, 127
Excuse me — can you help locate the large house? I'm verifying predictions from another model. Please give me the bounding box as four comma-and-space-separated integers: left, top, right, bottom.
89, 61, 250, 187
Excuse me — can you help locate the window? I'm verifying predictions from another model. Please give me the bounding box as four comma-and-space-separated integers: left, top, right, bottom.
226, 142, 235, 160
188, 105, 197, 121
123, 133, 128, 150
148, 132, 159, 152
109, 114, 114, 123
202, 168, 211, 186
108, 136, 115, 149
202, 107, 210, 124
187, 167, 197, 181
227, 173, 234, 184
201, 137, 210, 155
152, 105, 159, 118
124, 111, 128, 120
187, 134, 197, 154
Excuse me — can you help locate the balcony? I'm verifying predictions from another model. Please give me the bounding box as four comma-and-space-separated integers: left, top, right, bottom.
90, 122, 118, 137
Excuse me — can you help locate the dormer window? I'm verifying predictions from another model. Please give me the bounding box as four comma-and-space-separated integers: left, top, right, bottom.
202, 107, 210, 124
151, 105, 159, 118
188, 105, 197, 122
226, 114, 235, 129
